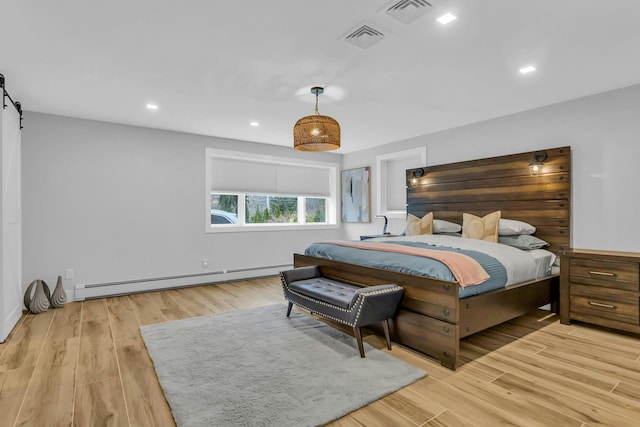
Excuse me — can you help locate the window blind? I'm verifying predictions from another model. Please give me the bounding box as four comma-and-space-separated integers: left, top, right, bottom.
210, 157, 331, 197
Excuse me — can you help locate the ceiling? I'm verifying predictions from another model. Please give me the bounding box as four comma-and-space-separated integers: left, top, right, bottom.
2, 0, 640, 153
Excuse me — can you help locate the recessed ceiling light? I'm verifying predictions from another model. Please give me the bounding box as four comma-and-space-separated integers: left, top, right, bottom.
249, 122, 259, 127
519, 65, 537, 74
437, 13, 457, 25
146, 103, 159, 110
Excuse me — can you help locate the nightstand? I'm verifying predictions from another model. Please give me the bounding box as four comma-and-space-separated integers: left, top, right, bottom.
360, 234, 398, 241
560, 248, 640, 334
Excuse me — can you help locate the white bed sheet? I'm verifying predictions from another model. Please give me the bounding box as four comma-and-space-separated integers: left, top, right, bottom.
527, 248, 557, 278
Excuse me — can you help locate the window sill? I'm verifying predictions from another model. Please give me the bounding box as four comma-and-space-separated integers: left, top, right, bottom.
206, 223, 340, 233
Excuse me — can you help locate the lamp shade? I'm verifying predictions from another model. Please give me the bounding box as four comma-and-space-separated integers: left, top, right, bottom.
293, 86, 340, 151
293, 114, 340, 151
528, 150, 547, 176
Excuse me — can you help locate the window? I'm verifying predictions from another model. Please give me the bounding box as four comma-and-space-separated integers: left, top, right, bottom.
305, 198, 326, 223
205, 149, 338, 232
210, 194, 239, 224
210, 193, 326, 225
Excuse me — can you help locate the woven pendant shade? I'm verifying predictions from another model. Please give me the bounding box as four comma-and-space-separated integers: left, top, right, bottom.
293, 87, 340, 151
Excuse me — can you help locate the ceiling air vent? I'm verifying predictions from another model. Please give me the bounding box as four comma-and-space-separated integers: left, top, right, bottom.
386, 0, 434, 24
344, 24, 385, 49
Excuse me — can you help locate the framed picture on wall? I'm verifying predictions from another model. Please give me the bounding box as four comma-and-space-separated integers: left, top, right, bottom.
341, 167, 370, 223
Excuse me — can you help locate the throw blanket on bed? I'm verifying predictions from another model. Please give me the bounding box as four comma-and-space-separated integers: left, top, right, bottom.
318, 240, 490, 287
305, 239, 511, 298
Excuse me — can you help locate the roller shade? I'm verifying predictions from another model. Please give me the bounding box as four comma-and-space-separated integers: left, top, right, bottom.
211, 157, 331, 197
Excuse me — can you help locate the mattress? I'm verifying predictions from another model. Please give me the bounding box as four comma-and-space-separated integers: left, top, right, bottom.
304, 235, 557, 298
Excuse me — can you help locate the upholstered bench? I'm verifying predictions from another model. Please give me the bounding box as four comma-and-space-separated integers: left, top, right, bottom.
280, 266, 404, 357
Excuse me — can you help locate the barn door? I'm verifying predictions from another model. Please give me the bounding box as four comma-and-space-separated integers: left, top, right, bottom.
1, 95, 22, 342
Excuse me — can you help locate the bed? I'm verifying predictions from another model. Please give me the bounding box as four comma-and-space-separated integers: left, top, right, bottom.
294, 146, 571, 369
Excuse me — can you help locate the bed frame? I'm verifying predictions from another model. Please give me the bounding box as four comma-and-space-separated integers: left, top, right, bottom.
294, 146, 571, 369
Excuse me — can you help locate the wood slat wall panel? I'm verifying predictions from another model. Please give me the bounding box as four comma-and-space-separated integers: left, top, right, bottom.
412, 176, 569, 194
408, 209, 570, 222
408, 147, 570, 184
417, 169, 570, 185
407, 146, 571, 254
427, 212, 569, 227
408, 201, 570, 214
410, 177, 570, 202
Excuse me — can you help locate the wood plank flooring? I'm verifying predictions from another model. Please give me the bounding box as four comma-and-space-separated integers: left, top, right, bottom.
1, 276, 639, 426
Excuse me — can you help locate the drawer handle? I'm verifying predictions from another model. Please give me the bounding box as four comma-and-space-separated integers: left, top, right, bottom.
588, 301, 616, 309
588, 271, 616, 277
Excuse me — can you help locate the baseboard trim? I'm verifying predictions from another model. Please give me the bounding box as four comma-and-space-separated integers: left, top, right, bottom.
74, 264, 292, 300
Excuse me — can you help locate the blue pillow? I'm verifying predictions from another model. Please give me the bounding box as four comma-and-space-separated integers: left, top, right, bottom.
498, 234, 549, 250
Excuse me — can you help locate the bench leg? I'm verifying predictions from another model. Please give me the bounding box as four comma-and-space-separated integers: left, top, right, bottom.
286, 301, 293, 317
354, 327, 365, 358
383, 319, 392, 350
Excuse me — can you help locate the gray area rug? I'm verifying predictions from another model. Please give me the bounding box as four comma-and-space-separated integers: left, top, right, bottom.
140, 304, 426, 427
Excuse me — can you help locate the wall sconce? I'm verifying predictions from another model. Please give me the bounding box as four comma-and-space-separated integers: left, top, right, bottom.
528, 151, 547, 176
411, 168, 425, 187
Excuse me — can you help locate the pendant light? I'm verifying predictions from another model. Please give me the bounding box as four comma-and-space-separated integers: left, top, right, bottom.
293, 87, 340, 151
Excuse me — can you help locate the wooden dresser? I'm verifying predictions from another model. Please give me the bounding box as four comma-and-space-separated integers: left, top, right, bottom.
560, 248, 640, 333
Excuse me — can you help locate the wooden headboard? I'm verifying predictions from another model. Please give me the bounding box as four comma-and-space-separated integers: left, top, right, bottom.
406, 146, 571, 255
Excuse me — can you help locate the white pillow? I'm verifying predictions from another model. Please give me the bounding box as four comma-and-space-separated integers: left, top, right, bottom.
498, 219, 536, 236
433, 219, 462, 233
498, 234, 548, 249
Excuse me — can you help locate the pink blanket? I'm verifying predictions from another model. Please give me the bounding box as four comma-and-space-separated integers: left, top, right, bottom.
320, 241, 490, 287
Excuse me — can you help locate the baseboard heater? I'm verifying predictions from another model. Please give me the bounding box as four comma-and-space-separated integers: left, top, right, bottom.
74, 264, 292, 300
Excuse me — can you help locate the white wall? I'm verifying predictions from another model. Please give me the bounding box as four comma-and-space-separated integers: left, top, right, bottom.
22, 113, 342, 299
343, 84, 640, 253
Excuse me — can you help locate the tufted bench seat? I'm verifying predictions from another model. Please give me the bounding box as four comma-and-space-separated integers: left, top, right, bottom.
280, 266, 404, 357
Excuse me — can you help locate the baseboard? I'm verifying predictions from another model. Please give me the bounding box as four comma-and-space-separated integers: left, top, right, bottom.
74, 264, 292, 300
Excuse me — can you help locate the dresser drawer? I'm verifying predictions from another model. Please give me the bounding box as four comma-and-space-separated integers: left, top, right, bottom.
570, 258, 639, 291
570, 284, 639, 325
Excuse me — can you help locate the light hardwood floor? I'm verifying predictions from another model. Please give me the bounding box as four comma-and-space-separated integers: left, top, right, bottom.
1, 276, 640, 426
